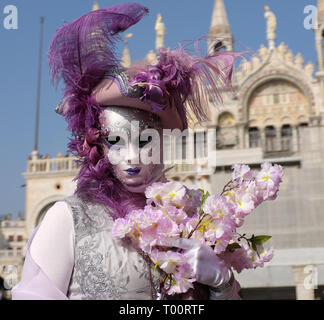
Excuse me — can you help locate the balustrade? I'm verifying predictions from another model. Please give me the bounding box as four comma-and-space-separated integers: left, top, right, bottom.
27, 156, 80, 174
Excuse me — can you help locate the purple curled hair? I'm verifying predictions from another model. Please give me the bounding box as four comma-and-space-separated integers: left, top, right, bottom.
48, 3, 149, 218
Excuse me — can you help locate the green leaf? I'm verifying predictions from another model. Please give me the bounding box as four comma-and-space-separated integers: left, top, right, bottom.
252, 235, 272, 245
247, 234, 255, 241
251, 242, 260, 257
226, 242, 242, 252
199, 190, 210, 216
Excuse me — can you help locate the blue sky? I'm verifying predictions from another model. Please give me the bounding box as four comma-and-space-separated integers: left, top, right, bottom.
0, 0, 318, 218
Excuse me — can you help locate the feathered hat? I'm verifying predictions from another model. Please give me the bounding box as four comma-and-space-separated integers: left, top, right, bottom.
49, 2, 240, 133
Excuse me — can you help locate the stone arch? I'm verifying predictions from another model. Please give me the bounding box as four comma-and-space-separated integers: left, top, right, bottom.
35, 202, 57, 227
238, 70, 316, 122
249, 119, 258, 127
264, 118, 275, 126
27, 194, 65, 237
297, 115, 309, 124
217, 111, 236, 127
280, 116, 293, 124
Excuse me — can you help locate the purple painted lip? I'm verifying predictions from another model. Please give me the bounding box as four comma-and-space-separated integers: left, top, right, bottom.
125, 167, 141, 175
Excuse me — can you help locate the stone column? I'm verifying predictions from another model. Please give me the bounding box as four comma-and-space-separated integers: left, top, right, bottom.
291, 125, 298, 153
30, 150, 39, 161
315, 34, 324, 72
236, 123, 245, 149
260, 127, 265, 151
245, 128, 250, 149
275, 126, 281, 152
187, 129, 195, 165
292, 265, 315, 300
316, 71, 324, 113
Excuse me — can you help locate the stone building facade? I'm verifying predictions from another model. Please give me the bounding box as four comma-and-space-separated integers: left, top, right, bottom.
1, 0, 324, 299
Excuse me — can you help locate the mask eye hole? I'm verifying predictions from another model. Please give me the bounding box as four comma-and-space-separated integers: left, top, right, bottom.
139, 135, 152, 148
104, 136, 126, 148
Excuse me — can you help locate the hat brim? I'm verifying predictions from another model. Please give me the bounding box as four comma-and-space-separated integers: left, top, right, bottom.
92, 78, 184, 131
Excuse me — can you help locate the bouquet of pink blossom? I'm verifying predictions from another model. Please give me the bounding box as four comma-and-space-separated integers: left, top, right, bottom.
112, 162, 283, 296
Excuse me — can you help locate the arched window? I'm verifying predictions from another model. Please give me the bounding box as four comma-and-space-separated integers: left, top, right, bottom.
217, 112, 236, 149
281, 125, 292, 152
248, 127, 260, 148
265, 126, 276, 152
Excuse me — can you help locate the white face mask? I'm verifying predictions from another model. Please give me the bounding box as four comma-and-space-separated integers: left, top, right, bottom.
99, 106, 166, 193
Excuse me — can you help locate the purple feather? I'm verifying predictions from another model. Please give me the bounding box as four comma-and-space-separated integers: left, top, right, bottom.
48, 3, 148, 92
129, 42, 244, 129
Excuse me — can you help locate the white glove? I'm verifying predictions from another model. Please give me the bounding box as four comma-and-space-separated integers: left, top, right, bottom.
159, 238, 231, 288
209, 276, 242, 300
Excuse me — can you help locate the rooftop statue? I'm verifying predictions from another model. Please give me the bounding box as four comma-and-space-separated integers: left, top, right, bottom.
264, 5, 277, 49
155, 13, 166, 50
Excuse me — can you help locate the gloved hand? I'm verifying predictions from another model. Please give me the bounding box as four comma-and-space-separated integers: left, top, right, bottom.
159, 238, 231, 288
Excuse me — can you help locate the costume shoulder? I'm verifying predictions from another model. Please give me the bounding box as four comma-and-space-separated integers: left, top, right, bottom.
12, 201, 74, 300
64, 194, 115, 241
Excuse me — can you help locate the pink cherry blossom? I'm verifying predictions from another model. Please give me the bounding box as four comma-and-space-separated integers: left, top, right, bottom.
111, 218, 133, 239
203, 195, 235, 220
219, 242, 254, 273
145, 181, 187, 208
150, 249, 185, 274
164, 205, 188, 224
255, 162, 283, 201
111, 162, 281, 294
232, 163, 254, 183
251, 245, 274, 268
183, 188, 201, 216
168, 263, 196, 295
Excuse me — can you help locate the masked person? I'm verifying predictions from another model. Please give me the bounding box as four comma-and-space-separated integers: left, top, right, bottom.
12, 3, 241, 300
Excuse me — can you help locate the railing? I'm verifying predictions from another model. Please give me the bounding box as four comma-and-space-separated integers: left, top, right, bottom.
167, 160, 211, 176
0, 221, 25, 228
0, 249, 24, 258
26, 153, 214, 177
27, 156, 80, 174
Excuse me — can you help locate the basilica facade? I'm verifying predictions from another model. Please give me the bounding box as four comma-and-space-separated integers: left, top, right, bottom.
1, 0, 324, 300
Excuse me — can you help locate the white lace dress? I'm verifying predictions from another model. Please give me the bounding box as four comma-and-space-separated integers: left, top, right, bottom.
12, 195, 158, 300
